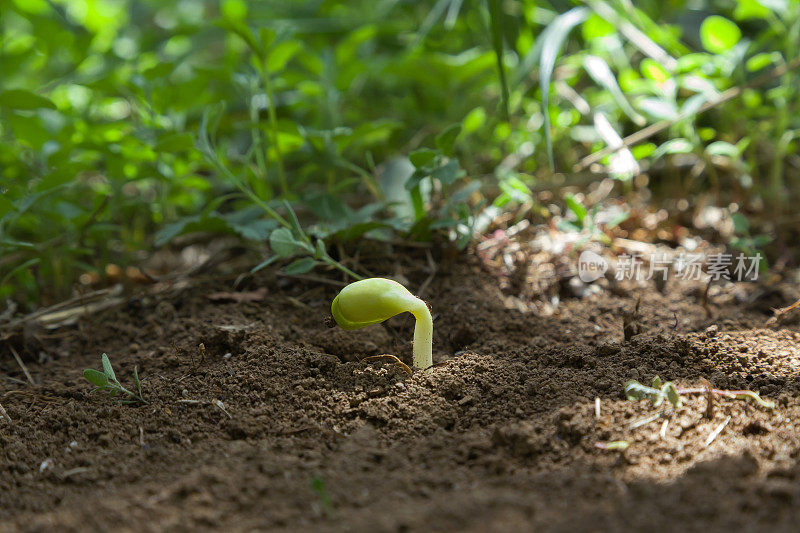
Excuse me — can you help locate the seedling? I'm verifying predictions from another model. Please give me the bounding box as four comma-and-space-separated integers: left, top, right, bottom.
330, 278, 433, 369
625, 376, 682, 408
83, 353, 147, 404
625, 377, 775, 409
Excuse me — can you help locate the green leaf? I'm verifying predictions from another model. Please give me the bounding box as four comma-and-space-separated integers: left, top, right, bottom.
584, 56, 645, 126
284, 257, 317, 275
0, 89, 57, 110
435, 124, 462, 156
462, 107, 486, 133
700, 16, 741, 54
640, 59, 669, 84
705, 141, 740, 159
653, 138, 693, 159
564, 194, 587, 224
282, 200, 306, 240
84, 369, 109, 388
581, 14, 615, 41
662, 382, 682, 407
266, 41, 302, 72
269, 228, 304, 257
221, 0, 247, 21
101, 353, 117, 382
430, 159, 462, 186
734, 0, 771, 20
746, 52, 776, 72
154, 216, 200, 247
227, 218, 278, 241
134, 366, 144, 400
731, 212, 749, 234
409, 149, 437, 168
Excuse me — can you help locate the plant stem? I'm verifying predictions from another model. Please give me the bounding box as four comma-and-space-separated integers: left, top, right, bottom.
249, 84, 273, 200
262, 62, 289, 198
410, 299, 433, 369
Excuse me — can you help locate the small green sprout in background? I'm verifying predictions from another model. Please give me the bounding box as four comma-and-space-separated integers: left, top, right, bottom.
330, 278, 433, 369
310, 475, 334, 519
83, 353, 147, 404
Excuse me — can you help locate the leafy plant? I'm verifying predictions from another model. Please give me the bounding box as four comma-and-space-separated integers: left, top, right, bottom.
405, 124, 480, 249
330, 278, 433, 369
557, 194, 629, 248
83, 354, 146, 405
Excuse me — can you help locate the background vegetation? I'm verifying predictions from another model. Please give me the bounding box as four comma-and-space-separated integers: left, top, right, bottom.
1, 0, 798, 308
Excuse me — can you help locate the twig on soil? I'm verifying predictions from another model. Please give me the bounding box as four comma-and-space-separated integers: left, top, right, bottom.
0, 299, 17, 323
702, 279, 713, 317
9, 345, 35, 386
0, 285, 125, 334
416, 249, 438, 299
703, 378, 715, 420
704, 416, 731, 447
360, 354, 413, 375
767, 297, 800, 327
675, 386, 774, 409
0, 402, 11, 424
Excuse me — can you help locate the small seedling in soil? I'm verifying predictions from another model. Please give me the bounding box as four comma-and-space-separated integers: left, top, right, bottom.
625, 377, 775, 410
83, 353, 147, 404
625, 376, 682, 408
330, 278, 433, 369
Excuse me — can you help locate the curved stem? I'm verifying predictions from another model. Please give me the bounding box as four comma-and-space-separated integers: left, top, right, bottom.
410, 301, 433, 369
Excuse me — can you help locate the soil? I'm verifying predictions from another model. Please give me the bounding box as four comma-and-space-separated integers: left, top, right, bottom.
2, 249, 800, 532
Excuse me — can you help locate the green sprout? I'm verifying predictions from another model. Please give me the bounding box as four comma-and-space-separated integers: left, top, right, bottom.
83, 353, 147, 404
625, 376, 682, 408
330, 278, 433, 369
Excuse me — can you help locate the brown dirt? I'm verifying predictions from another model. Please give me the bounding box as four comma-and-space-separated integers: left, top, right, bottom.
2, 251, 800, 532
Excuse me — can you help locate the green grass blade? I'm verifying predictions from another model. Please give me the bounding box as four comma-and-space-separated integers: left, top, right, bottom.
583, 55, 645, 126
101, 353, 117, 382
134, 365, 144, 402
414, 0, 453, 46
487, 0, 510, 121
539, 7, 590, 170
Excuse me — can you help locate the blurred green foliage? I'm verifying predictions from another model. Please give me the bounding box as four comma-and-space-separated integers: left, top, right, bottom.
0, 0, 798, 306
